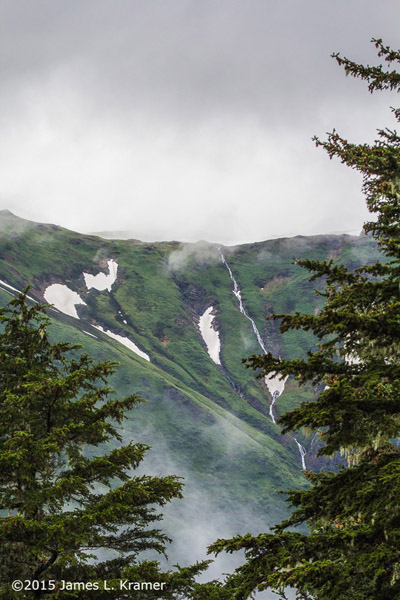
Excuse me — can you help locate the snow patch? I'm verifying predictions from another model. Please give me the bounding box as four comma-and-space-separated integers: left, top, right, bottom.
44, 284, 86, 319
82, 330, 98, 339
83, 259, 118, 292
118, 310, 128, 324
0, 279, 21, 293
0, 279, 35, 301
265, 374, 288, 424
93, 325, 150, 362
0, 285, 13, 297
264, 373, 288, 398
345, 352, 361, 366
199, 306, 221, 365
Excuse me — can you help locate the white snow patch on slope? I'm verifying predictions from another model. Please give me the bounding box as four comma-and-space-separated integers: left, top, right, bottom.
0, 279, 21, 293
93, 325, 150, 362
44, 284, 86, 319
265, 373, 289, 424
265, 373, 288, 397
83, 330, 98, 339
0, 279, 35, 301
0, 285, 13, 297
199, 306, 221, 365
83, 259, 118, 292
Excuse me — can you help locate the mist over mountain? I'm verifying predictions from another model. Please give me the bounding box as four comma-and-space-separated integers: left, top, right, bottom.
0, 210, 381, 590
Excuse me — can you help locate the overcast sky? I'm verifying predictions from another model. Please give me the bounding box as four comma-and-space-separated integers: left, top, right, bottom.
1, 1, 399, 244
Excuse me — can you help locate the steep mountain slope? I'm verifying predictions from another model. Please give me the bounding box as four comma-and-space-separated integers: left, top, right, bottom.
0, 210, 381, 566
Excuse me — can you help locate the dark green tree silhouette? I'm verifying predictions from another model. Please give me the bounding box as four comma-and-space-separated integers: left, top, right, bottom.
0, 292, 209, 599
209, 39, 400, 600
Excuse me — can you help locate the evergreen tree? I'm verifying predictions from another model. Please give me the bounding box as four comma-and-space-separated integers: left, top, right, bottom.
0, 292, 207, 599
209, 39, 400, 600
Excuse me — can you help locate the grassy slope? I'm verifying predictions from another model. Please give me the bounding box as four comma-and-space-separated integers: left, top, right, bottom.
0, 211, 382, 536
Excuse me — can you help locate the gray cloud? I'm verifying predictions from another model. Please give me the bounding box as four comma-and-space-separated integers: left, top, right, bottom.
131, 417, 287, 599
167, 241, 221, 271
0, 1, 399, 243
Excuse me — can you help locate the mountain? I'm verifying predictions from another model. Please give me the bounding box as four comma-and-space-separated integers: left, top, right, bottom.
0, 210, 381, 571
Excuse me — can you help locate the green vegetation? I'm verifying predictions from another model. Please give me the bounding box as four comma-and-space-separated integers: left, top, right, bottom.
209, 39, 400, 599
0, 291, 211, 598
0, 39, 395, 596
0, 207, 381, 553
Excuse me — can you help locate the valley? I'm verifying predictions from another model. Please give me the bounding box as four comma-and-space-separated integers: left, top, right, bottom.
0, 209, 381, 570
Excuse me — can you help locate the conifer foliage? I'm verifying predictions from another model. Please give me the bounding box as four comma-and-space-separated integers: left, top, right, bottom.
0, 292, 198, 599
210, 39, 400, 600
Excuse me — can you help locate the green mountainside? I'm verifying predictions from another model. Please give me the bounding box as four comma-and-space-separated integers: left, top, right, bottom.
0, 210, 381, 567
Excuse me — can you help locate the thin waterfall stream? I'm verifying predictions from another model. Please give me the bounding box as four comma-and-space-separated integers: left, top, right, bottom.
219, 248, 307, 470
269, 391, 279, 424
218, 249, 267, 352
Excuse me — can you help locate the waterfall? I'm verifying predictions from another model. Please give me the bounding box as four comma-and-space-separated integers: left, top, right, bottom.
218, 249, 267, 353
293, 437, 307, 470
269, 390, 279, 424
219, 248, 307, 470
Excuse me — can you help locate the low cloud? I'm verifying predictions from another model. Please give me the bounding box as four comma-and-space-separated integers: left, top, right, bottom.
2, 2, 398, 243
167, 241, 221, 272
